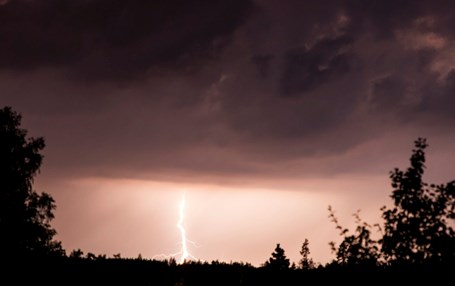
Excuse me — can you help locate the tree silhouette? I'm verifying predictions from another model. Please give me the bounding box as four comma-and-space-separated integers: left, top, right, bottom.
69, 248, 84, 259
0, 106, 63, 259
381, 138, 455, 264
264, 243, 290, 270
299, 238, 315, 269
328, 206, 379, 266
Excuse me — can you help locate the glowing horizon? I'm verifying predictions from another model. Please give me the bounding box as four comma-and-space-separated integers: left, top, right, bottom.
46, 177, 394, 265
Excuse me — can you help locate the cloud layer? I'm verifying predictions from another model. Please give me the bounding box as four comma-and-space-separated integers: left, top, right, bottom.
1, 0, 455, 184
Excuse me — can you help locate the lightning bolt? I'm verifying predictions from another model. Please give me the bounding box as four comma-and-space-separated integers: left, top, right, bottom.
177, 192, 190, 263
153, 192, 198, 263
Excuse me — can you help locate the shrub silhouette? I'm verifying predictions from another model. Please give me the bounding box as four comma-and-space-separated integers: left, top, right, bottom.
328, 207, 380, 266
0, 106, 63, 259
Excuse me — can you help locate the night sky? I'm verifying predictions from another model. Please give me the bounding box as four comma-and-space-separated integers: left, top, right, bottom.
1, 0, 455, 265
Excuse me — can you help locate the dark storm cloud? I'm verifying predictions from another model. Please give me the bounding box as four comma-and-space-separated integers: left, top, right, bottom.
1, 0, 455, 182
251, 54, 274, 78
371, 75, 407, 110
212, 0, 455, 160
345, 0, 455, 39
418, 69, 455, 123
281, 36, 353, 95
343, 0, 423, 39
0, 0, 253, 80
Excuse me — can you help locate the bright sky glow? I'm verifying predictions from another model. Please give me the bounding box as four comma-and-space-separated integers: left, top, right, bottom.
46, 177, 391, 265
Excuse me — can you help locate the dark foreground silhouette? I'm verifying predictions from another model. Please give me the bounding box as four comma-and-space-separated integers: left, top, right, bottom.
1, 106, 454, 285
5, 256, 454, 286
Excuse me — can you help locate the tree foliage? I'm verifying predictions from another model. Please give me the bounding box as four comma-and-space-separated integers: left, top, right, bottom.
328, 206, 380, 266
0, 106, 63, 258
381, 138, 455, 263
329, 138, 455, 265
264, 243, 290, 270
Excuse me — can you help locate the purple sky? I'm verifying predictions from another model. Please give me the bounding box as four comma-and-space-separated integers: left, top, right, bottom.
1, 0, 455, 265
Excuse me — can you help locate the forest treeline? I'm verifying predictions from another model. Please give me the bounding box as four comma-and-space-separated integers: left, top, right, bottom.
1, 106, 454, 285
